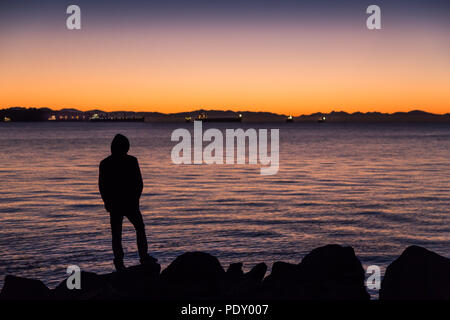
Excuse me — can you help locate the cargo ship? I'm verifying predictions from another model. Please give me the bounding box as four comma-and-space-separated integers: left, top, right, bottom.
186, 112, 242, 123
89, 114, 145, 122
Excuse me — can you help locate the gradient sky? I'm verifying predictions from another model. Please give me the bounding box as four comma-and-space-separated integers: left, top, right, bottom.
1, 0, 449, 115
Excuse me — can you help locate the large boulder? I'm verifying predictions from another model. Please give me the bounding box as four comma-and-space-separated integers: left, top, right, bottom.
0, 275, 51, 300
52, 271, 120, 300
160, 252, 226, 299
380, 245, 450, 300
262, 245, 369, 300
299, 244, 369, 299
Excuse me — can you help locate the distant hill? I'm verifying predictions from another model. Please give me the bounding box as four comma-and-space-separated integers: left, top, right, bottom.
59, 108, 82, 113
140, 109, 286, 122
0, 107, 449, 122
295, 110, 450, 122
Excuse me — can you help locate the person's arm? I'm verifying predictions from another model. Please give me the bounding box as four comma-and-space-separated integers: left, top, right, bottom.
98, 161, 111, 211
135, 158, 143, 200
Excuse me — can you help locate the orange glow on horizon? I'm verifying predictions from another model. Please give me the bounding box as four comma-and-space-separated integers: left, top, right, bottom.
1, 25, 449, 115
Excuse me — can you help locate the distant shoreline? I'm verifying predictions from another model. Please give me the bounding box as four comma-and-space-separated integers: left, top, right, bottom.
1, 107, 450, 123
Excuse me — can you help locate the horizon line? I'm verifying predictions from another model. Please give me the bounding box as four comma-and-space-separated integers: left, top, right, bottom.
2, 106, 449, 117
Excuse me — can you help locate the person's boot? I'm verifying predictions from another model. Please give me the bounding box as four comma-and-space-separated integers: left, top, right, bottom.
140, 254, 158, 265
114, 258, 126, 272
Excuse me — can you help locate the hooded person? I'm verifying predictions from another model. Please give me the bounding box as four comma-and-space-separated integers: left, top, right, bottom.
99, 134, 157, 271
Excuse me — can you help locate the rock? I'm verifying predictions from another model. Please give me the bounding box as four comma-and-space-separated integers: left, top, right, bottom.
224, 262, 244, 297
245, 262, 267, 283
223, 262, 268, 298
101, 262, 161, 298
160, 252, 226, 299
7, 245, 447, 300
299, 244, 369, 300
0, 275, 51, 300
226, 262, 244, 281
380, 245, 450, 300
236, 263, 267, 299
262, 245, 369, 300
262, 261, 302, 299
53, 271, 120, 300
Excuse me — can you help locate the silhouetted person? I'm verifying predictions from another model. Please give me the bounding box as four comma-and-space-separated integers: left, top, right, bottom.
99, 134, 156, 271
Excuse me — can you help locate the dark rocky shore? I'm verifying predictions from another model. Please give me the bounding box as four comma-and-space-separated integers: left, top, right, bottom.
1, 245, 449, 300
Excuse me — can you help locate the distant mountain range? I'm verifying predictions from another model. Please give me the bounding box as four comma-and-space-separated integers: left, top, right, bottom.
1, 107, 449, 122
294, 110, 450, 122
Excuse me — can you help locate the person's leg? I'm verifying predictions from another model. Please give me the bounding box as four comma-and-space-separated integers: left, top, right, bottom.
126, 210, 150, 261
110, 212, 125, 270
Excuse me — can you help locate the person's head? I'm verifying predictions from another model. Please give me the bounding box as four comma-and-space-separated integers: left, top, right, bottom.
111, 134, 130, 156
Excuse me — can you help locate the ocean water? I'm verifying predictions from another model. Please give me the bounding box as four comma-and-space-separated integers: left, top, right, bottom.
0, 122, 449, 295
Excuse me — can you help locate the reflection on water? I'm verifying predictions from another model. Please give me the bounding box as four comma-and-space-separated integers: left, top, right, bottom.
0, 122, 449, 294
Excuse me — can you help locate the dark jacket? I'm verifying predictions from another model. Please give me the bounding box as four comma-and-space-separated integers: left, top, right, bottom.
99, 154, 143, 212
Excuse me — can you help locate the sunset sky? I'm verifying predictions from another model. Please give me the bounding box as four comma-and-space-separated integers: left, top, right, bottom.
1, 0, 449, 115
